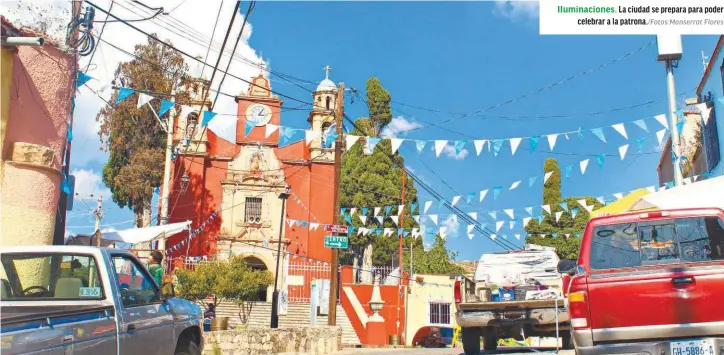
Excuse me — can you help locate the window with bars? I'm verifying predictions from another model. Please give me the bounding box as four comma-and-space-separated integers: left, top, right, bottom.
245, 197, 263, 224
428, 302, 451, 325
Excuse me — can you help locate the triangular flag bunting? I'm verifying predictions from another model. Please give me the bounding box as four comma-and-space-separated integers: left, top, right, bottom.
468, 233, 474, 240
529, 176, 538, 187
367, 137, 381, 152
466, 192, 476, 204
509, 137, 522, 155
488, 211, 497, 220
596, 154, 605, 168
656, 129, 667, 145
359, 216, 368, 225
524, 207, 533, 216
509, 220, 516, 229
429, 215, 438, 225
413, 215, 420, 224
454, 141, 467, 156
496, 221, 504, 232
697, 103, 712, 124
390, 138, 404, 154
390, 216, 399, 226
529, 136, 541, 151
474, 140, 486, 156
655, 114, 669, 129
415, 140, 428, 154
467, 224, 475, 234
542, 205, 551, 214
385, 206, 393, 215
137, 93, 154, 108
492, 140, 504, 157
493, 186, 502, 200
580, 159, 589, 174
115, 87, 134, 104
244, 121, 255, 137
310, 223, 319, 231
590, 127, 607, 143
636, 137, 647, 152
201, 111, 217, 127
265, 123, 279, 138
434, 140, 448, 157
346, 135, 361, 149
523, 217, 531, 227
504, 209, 514, 219
547, 134, 558, 151
468, 212, 478, 221
424, 201, 433, 214
398, 205, 405, 216
571, 207, 579, 219
509, 181, 521, 190
565, 165, 573, 178
76, 72, 92, 87
614, 193, 624, 200
451, 196, 461, 206
559, 202, 569, 212
376, 216, 384, 225
555, 211, 563, 223
618, 144, 629, 160
439, 227, 447, 239
479, 189, 488, 202
374, 207, 381, 216
544, 171, 554, 183
514, 234, 521, 240
632, 119, 648, 132
611, 123, 628, 140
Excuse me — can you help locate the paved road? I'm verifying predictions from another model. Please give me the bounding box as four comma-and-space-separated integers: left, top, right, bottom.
336, 348, 576, 355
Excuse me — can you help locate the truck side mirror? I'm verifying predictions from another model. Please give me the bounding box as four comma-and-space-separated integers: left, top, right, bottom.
557, 259, 577, 275
160, 282, 175, 300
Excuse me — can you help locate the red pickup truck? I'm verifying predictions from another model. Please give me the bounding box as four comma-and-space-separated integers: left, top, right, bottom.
561, 208, 724, 355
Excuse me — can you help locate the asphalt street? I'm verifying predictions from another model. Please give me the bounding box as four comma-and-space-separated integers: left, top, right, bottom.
336, 348, 576, 355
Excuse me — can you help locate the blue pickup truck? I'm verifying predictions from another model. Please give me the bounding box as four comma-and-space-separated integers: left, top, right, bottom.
0, 246, 203, 355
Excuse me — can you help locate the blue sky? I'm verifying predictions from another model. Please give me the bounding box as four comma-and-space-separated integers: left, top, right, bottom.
45, 1, 719, 261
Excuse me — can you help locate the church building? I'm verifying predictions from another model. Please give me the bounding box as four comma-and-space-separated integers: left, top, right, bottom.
164, 68, 340, 298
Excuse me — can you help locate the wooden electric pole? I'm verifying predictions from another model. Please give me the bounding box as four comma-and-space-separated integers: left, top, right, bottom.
397, 169, 406, 338
328, 82, 345, 326
93, 196, 103, 247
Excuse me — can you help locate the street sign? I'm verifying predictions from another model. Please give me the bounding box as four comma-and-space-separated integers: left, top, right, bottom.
324, 224, 348, 234
324, 235, 349, 249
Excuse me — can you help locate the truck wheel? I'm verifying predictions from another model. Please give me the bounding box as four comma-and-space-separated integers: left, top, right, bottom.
461, 327, 481, 355
561, 331, 573, 350
482, 328, 498, 352
175, 340, 201, 355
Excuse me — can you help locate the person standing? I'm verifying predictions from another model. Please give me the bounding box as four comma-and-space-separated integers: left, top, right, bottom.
148, 251, 165, 286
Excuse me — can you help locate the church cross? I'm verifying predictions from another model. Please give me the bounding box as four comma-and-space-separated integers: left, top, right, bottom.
323, 65, 332, 80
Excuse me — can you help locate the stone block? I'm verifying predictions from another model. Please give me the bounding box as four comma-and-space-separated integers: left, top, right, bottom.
8, 142, 55, 168
202, 326, 341, 355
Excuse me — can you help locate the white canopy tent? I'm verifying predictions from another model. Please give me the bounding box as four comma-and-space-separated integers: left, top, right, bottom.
65, 221, 191, 247
629, 176, 724, 212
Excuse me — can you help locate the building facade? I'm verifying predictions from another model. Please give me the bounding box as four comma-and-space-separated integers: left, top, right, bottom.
1, 17, 75, 247
165, 70, 339, 299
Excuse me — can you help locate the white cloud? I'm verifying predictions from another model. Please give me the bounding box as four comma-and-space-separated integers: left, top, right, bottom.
71, 168, 111, 199
442, 145, 469, 160
381, 116, 421, 138
441, 215, 460, 238
493, 1, 540, 21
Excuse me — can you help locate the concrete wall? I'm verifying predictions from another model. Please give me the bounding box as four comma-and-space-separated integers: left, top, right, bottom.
1, 40, 74, 247
404, 274, 457, 346
698, 38, 724, 177
202, 326, 342, 355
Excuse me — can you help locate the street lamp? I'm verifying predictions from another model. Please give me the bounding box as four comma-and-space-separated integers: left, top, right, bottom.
656, 34, 684, 187
271, 184, 291, 329
179, 172, 191, 195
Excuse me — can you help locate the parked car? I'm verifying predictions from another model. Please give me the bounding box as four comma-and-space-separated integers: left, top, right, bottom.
454, 246, 571, 354
0, 246, 204, 355
562, 208, 724, 355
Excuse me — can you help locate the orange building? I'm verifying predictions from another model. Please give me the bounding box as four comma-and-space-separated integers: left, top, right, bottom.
164, 69, 339, 298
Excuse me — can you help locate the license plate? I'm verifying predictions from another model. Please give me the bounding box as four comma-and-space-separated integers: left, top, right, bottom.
670, 339, 715, 355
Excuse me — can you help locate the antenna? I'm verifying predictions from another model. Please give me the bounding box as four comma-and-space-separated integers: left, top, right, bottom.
702, 50, 709, 73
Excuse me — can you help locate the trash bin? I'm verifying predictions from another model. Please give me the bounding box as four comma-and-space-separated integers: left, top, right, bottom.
389, 335, 400, 346
203, 318, 211, 332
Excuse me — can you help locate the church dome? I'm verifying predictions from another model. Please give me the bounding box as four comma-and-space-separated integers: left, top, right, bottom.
317, 78, 337, 92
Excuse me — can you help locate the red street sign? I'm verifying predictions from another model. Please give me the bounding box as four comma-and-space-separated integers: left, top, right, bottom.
324, 224, 348, 234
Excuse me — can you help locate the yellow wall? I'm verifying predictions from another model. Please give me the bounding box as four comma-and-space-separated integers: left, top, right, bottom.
405, 274, 458, 345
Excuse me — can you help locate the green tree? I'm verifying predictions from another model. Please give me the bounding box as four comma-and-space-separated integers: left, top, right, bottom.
524, 158, 603, 259
403, 235, 464, 275
97, 36, 190, 226
365, 77, 392, 136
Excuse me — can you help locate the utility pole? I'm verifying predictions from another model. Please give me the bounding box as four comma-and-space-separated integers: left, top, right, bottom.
158, 100, 175, 253
657, 35, 684, 187
397, 169, 406, 338
328, 82, 344, 326
93, 195, 103, 247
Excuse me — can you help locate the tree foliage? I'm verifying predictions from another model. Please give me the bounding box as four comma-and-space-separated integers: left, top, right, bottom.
340, 77, 460, 274
524, 158, 603, 260
97, 36, 189, 226
175, 256, 273, 324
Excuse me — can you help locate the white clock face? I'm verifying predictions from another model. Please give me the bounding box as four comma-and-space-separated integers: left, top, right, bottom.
246, 104, 272, 127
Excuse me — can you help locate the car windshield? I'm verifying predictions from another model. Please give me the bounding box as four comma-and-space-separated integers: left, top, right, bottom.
0, 253, 104, 300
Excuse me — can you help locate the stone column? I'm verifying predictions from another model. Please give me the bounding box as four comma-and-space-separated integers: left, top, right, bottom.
366, 275, 387, 346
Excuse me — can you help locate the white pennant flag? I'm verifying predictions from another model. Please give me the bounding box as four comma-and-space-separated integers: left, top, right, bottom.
655, 114, 669, 129
346, 135, 361, 149
310, 222, 319, 231
565, 233, 571, 239
544, 171, 554, 183
451, 196, 461, 206
555, 211, 563, 223
645, 185, 656, 193
656, 129, 667, 145
542, 204, 551, 214
509, 137, 522, 155
398, 205, 405, 216
509, 220, 516, 229
479, 189, 489, 202
496, 221, 504, 232
583, 204, 594, 213
525, 207, 533, 215
384, 228, 393, 237
491, 234, 497, 240
350, 208, 358, 215
474, 140, 486, 156
523, 217, 531, 227
612, 123, 628, 140
424, 201, 433, 214
510, 181, 521, 190
305, 130, 320, 145
374, 207, 381, 216
434, 140, 448, 157
580, 159, 589, 174
618, 144, 629, 160
413, 215, 420, 224
614, 193, 624, 200
467, 224, 475, 234
468, 233, 474, 240
265, 123, 279, 138
411, 228, 419, 238
547, 134, 559, 151
577, 199, 588, 208
390, 216, 399, 226
439, 227, 447, 239
429, 215, 438, 225
390, 138, 404, 154
468, 212, 478, 221
697, 103, 712, 124
287, 219, 295, 227
359, 216, 368, 225
376, 216, 384, 225
514, 234, 521, 240
137, 93, 154, 108
504, 209, 514, 219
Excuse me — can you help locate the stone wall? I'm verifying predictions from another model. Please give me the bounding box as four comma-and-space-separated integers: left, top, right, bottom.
202, 326, 342, 355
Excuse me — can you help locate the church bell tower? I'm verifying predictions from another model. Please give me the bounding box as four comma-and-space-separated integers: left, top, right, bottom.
308, 65, 337, 162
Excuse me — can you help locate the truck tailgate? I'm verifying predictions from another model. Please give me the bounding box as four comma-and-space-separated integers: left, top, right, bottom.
458, 299, 564, 311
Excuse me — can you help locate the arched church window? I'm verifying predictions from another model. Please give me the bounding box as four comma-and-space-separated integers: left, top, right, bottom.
325, 96, 332, 110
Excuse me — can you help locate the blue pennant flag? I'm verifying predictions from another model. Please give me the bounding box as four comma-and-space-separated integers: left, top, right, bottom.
492, 186, 503, 200
454, 141, 467, 155
344, 215, 352, 224
367, 137, 382, 152
341, 208, 347, 215
348, 227, 356, 235
529, 175, 538, 187
596, 154, 606, 168
438, 199, 447, 209
665, 181, 674, 189
577, 127, 585, 139
385, 205, 393, 215
466, 192, 476, 204
632, 119, 648, 132
302, 221, 308, 227
376, 229, 383, 236
538, 215, 545, 223
488, 211, 497, 220
591, 127, 607, 143
410, 203, 418, 213
76, 72, 92, 87
115, 87, 134, 104
415, 140, 428, 154
675, 109, 684, 120
398, 230, 404, 237
676, 120, 685, 135
492, 140, 504, 157
154, 187, 160, 194
324, 134, 338, 148
60, 174, 71, 194
295, 220, 303, 226
529, 136, 540, 151
636, 137, 647, 152
159, 100, 175, 117
244, 121, 254, 137
571, 207, 579, 219
575, 232, 582, 238
361, 208, 369, 215
552, 233, 558, 238
201, 111, 217, 127
565, 165, 573, 178
67, 125, 73, 142
559, 202, 569, 212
